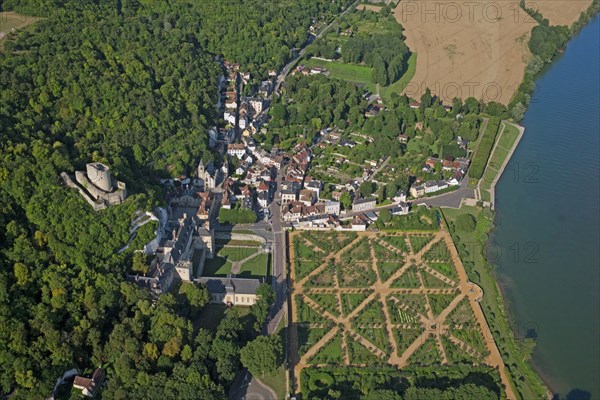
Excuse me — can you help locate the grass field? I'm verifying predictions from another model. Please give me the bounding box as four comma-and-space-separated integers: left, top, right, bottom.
496, 123, 520, 150
304, 53, 417, 99
304, 58, 376, 92
238, 253, 269, 278
488, 147, 510, 171
217, 246, 258, 262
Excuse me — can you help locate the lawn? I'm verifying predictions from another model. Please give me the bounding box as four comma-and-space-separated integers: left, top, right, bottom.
304, 53, 417, 99
260, 366, 286, 399
488, 146, 510, 171
238, 253, 269, 278
480, 167, 496, 190
216, 246, 259, 262
202, 257, 232, 276
480, 188, 491, 203
496, 123, 520, 150
305, 58, 376, 92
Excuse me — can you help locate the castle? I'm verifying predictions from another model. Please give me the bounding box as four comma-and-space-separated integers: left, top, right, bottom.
61, 162, 127, 210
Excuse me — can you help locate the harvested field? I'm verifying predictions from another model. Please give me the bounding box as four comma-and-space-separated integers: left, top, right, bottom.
531, 0, 593, 26
393, 0, 535, 104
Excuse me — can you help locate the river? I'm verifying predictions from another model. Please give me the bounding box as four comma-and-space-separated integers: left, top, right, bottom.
492, 14, 600, 400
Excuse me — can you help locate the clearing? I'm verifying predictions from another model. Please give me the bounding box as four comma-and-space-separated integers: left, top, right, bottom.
0, 12, 39, 41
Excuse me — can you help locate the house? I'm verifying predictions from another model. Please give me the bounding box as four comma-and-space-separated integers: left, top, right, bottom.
398, 134, 409, 143
324, 200, 341, 215
410, 101, 421, 109
352, 197, 376, 212
73, 368, 105, 398
281, 189, 297, 204
305, 180, 322, 197
257, 180, 269, 193
239, 116, 248, 130
257, 191, 268, 208
282, 202, 303, 221
248, 97, 264, 115
268, 155, 284, 169
195, 277, 261, 305
258, 81, 272, 97
364, 211, 378, 222
268, 69, 277, 77
281, 180, 301, 193
425, 157, 439, 169
225, 96, 237, 110
393, 190, 407, 204
389, 202, 410, 215
299, 189, 315, 206
410, 185, 425, 198
227, 143, 246, 159
424, 181, 439, 193
351, 217, 367, 231
224, 111, 236, 126
437, 180, 449, 191
340, 139, 357, 148
310, 67, 327, 75
221, 191, 233, 209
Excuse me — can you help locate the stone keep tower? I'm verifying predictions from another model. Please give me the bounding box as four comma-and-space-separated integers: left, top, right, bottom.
86, 163, 113, 192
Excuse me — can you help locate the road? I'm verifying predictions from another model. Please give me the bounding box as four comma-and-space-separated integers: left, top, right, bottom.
339, 179, 475, 220
273, 0, 360, 95
266, 166, 286, 335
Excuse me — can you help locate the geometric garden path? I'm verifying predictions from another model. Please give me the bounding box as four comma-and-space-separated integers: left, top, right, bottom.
288, 227, 515, 400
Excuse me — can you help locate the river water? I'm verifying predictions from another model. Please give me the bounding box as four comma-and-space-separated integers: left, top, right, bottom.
492, 14, 600, 400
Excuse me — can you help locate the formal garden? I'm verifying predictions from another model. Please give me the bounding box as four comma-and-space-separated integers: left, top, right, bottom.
201, 242, 269, 279
290, 230, 495, 395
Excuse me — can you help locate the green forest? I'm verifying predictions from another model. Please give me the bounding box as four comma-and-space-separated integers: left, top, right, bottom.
0, 0, 327, 397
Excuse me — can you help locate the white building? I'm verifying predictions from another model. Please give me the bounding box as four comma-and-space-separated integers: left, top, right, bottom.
324, 200, 341, 215
424, 181, 439, 194
224, 111, 236, 126
352, 197, 376, 212
227, 144, 246, 159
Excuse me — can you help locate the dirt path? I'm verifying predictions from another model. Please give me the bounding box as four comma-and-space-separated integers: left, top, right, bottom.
441, 227, 516, 400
